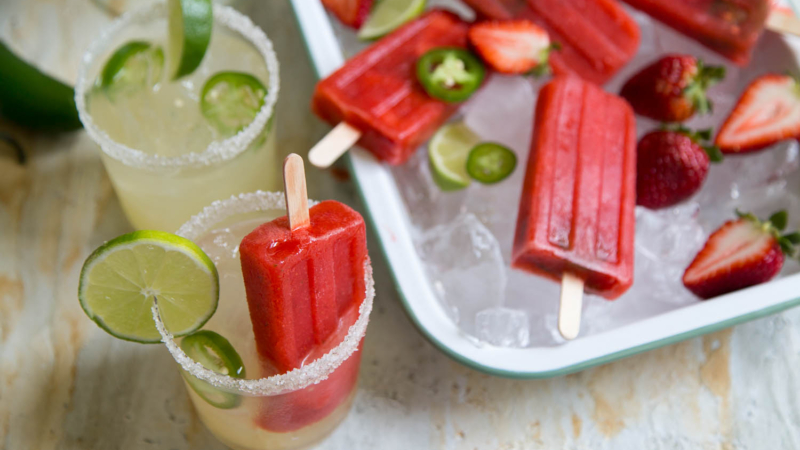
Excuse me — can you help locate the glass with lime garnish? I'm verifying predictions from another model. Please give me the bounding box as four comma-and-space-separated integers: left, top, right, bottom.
78, 191, 375, 450
76, 0, 280, 232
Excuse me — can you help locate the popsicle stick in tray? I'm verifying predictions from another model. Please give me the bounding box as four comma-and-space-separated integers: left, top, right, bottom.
558, 273, 584, 341
284, 153, 311, 229
308, 123, 362, 169
767, 7, 800, 36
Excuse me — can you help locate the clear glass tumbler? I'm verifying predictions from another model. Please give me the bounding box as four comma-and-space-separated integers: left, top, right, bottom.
152, 191, 374, 450
76, 1, 280, 231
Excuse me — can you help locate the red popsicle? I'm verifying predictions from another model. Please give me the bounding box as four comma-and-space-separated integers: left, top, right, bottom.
622, 0, 769, 65
239, 158, 368, 373
462, 0, 526, 19
461, 0, 640, 85
310, 10, 471, 167
512, 76, 636, 338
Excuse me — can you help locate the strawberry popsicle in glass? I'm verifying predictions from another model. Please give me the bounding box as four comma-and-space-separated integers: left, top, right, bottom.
238, 155, 369, 432
622, 0, 769, 66
461, 0, 640, 85
310, 10, 473, 167
240, 200, 367, 372
512, 75, 636, 339
157, 158, 374, 448
240, 167, 368, 373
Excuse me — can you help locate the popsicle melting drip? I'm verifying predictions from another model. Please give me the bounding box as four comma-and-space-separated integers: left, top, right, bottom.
512, 75, 636, 301
311, 10, 472, 166
622, 0, 769, 65
461, 0, 640, 85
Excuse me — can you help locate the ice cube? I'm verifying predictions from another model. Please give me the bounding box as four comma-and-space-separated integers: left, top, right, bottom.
580, 205, 705, 335
633, 204, 706, 305
418, 214, 506, 335
475, 307, 530, 347
696, 144, 800, 209
462, 75, 537, 154
700, 179, 800, 228
393, 149, 466, 230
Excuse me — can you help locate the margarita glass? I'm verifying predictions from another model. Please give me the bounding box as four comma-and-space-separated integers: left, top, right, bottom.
75, 1, 280, 231
153, 191, 374, 450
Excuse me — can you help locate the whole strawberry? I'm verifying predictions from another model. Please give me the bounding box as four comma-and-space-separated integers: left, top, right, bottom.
683, 210, 800, 299
636, 126, 723, 209
620, 55, 725, 122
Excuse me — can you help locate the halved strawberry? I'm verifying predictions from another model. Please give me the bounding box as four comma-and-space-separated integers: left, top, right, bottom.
715, 74, 800, 154
321, 0, 373, 29
682, 210, 800, 299
468, 20, 554, 75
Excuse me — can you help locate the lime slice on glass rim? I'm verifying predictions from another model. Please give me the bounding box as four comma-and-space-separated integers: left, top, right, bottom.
357, 0, 427, 41
200, 71, 267, 136
167, 0, 212, 79
78, 230, 219, 343
180, 330, 245, 409
466, 142, 517, 184
98, 41, 164, 97
428, 121, 480, 191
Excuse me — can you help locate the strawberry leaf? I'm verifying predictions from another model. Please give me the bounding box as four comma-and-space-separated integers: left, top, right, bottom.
735, 209, 759, 223
778, 237, 795, 256
696, 129, 713, 141
685, 60, 725, 116
769, 210, 788, 231
783, 231, 800, 244
704, 145, 724, 163
528, 43, 560, 78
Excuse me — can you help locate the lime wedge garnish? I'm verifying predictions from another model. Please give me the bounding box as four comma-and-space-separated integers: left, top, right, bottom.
428, 121, 480, 191
99, 41, 164, 98
167, 0, 212, 79
180, 330, 245, 409
466, 142, 517, 184
200, 71, 267, 136
357, 0, 427, 40
78, 230, 219, 343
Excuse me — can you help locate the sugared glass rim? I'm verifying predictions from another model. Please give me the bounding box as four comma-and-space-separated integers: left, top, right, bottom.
152, 191, 374, 396
75, 1, 280, 170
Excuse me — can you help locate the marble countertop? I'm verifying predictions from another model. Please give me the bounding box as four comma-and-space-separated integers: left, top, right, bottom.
2, 1, 800, 449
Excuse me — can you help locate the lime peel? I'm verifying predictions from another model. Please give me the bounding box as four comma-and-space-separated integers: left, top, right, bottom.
357, 0, 427, 40
168, 0, 213, 79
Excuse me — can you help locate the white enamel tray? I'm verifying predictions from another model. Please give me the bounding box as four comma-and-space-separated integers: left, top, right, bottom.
290, 0, 800, 378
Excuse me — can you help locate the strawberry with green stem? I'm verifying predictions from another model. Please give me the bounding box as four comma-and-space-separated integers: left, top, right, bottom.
620, 55, 725, 122
683, 210, 800, 299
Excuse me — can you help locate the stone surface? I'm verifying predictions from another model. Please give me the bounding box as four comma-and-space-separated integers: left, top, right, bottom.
2, 1, 800, 449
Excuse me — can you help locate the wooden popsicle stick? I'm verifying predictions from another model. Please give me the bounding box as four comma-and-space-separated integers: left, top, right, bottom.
283, 153, 310, 231
558, 272, 584, 341
308, 122, 362, 169
767, 8, 800, 36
